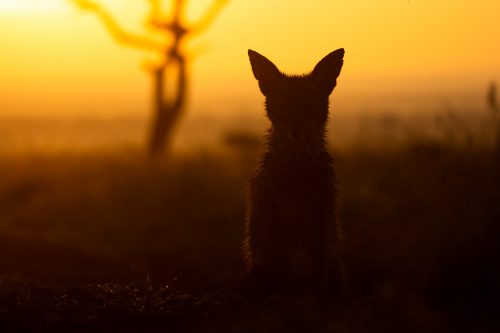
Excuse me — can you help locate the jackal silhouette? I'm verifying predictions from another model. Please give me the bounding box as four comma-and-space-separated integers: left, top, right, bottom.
243, 49, 345, 297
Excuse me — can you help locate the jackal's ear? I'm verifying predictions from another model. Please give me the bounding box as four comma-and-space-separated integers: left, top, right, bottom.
248, 50, 281, 95
311, 48, 344, 95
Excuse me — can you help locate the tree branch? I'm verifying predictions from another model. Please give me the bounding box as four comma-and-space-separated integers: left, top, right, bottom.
73, 0, 164, 51
148, 0, 161, 21
189, 0, 229, 35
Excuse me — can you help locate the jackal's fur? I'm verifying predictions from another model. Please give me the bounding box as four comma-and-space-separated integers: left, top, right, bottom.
243, 49, 345, 296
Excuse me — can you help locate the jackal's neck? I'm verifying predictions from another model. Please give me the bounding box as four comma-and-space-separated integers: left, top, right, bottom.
265, 126, 329, 159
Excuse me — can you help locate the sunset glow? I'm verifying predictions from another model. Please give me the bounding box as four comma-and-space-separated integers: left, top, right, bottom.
0, 0, 63, 12
0, 3, 498, 331
0, 1, 499, 117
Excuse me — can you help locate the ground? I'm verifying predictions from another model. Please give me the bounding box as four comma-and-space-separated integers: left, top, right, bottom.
0, 138, 499, 332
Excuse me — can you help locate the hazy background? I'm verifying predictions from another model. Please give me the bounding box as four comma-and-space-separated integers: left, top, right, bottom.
0, 2, 499, 331
1, 0, 499, 152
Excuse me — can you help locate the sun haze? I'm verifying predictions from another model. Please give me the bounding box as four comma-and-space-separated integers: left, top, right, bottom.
0, 0, 499, 118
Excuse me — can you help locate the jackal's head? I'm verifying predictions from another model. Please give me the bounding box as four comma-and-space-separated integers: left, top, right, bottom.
248, 49, 344, 143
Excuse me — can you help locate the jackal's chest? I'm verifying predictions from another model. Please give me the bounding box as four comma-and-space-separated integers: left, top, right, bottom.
249, 167, 335, 258
274, 178, 331, 218
251, 163, 335, 225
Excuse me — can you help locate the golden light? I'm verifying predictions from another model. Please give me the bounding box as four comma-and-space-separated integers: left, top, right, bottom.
0, 0, 63, 12
0, 0, 499, 120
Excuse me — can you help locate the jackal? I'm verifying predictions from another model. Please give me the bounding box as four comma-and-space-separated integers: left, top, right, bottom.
243, 49, 345, 296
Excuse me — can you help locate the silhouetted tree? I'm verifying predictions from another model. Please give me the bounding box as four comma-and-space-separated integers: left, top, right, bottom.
488, 81, 498, 114
489, 81, 500, 150
72, 0, 228, 156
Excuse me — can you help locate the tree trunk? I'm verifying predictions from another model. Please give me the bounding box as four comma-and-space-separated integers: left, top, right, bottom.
148, 57, 187, 156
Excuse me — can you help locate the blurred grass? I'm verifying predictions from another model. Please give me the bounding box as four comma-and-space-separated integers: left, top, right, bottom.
0, 150, 249, 291
0, 113, 499, 331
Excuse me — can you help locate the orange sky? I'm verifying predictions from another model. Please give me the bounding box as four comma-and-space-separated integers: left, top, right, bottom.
0, 0, 499, 118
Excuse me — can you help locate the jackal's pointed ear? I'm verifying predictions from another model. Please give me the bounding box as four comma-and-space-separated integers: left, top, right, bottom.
311, 48, 344, 95
248, 50, 281, 95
